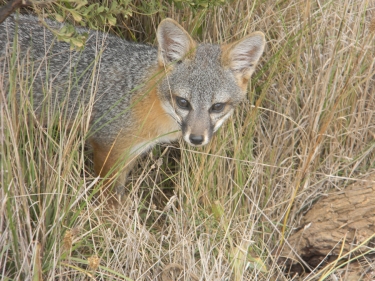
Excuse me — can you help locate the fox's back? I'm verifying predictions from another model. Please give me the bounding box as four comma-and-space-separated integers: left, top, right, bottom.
0, 15, 158, 139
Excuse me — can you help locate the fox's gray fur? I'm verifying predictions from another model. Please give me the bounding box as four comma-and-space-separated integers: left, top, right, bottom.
0, 14, 265, 200
1, 15, 158, 144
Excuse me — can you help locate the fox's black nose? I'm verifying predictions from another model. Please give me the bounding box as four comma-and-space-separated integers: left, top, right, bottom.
189, 134, 204, 145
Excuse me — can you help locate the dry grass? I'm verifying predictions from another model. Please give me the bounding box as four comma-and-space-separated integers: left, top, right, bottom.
1, 0, 375, 280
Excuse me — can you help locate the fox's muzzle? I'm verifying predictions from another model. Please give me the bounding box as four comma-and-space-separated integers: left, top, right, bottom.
181, 110, 213, 147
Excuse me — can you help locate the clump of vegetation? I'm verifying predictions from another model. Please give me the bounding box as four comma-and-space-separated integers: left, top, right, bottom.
1, 0, 374, 280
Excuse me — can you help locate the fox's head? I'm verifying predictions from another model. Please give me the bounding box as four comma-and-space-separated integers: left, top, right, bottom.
156, 19, 265, 146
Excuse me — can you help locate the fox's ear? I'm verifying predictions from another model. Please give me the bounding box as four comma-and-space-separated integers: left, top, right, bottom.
157, 18, 196, 67
222, 32, 265, 88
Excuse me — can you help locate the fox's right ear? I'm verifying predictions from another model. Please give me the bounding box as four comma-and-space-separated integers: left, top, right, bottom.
157, 18, 196, 67
222, 32, 266, 90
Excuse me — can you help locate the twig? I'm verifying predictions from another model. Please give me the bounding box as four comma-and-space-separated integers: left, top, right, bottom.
0, 0, 33, 24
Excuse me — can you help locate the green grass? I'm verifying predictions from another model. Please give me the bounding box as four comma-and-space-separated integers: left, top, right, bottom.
1, 0, 375, 280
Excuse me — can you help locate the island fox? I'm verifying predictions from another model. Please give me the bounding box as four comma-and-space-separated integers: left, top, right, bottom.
0, 15, 265, 199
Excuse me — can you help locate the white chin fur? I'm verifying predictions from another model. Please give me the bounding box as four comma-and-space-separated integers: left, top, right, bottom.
213, 110, 233, 132
161, 102, 182, 124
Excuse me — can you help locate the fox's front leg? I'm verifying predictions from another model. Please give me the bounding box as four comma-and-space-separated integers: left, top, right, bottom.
90, 139, 137, 204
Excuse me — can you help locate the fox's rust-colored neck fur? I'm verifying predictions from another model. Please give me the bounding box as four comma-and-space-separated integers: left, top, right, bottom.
91, 66, 180, 204
131, 66, 179, 143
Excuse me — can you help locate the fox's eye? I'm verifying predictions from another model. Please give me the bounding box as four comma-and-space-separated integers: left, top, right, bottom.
176, 97, 189, 109
211, 103, 225, 112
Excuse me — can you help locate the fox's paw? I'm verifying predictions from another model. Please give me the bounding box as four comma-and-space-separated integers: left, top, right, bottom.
115, 185, 126, 197
114, 185, 127, 203
102, 186, 126, 209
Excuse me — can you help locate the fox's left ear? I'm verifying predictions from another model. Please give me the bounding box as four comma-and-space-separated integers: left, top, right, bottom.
157, 18, 196, 67
222, 32, 265, 89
